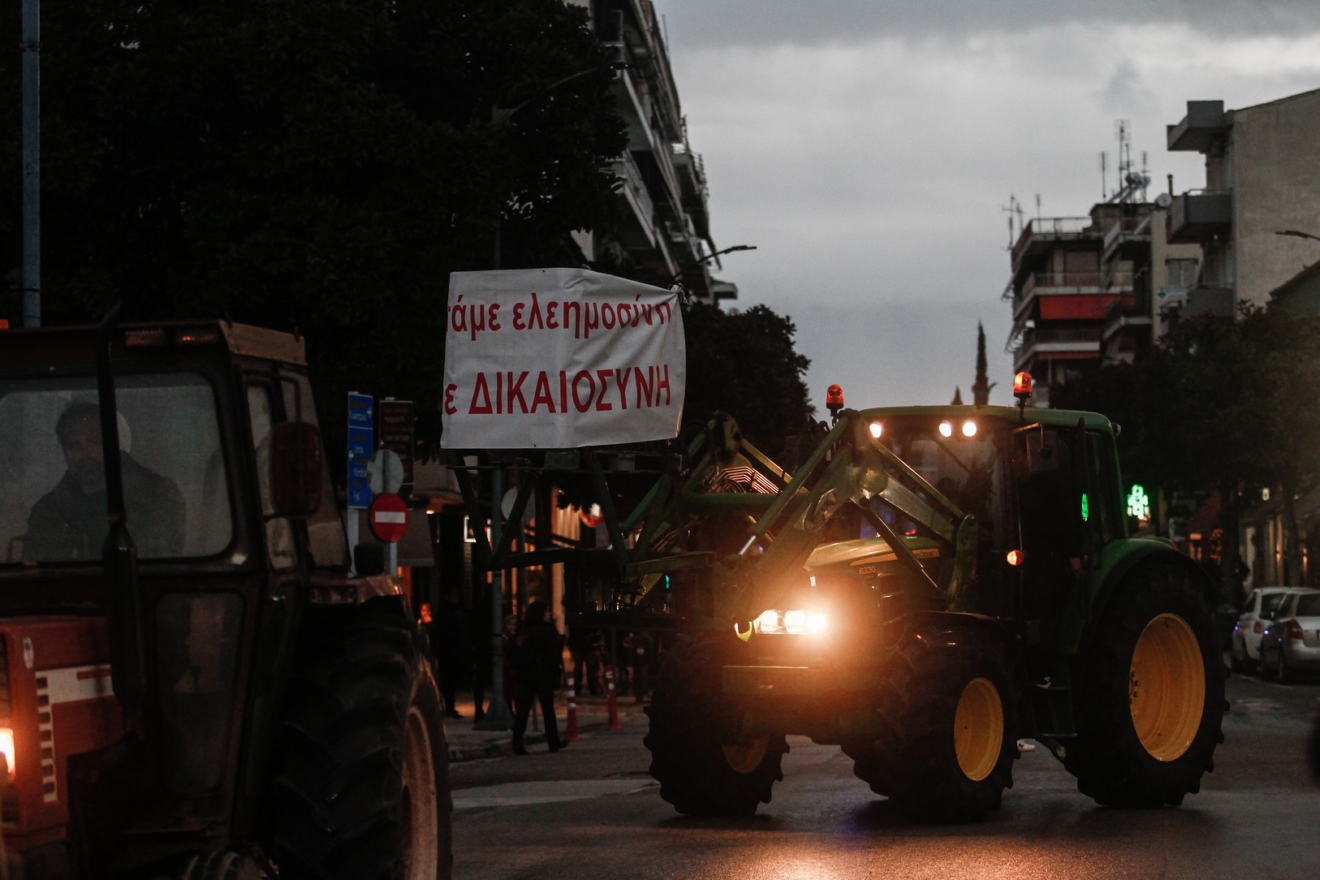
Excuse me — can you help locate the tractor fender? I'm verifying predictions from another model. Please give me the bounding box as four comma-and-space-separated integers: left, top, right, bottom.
911, 611, 1019, 655
1091, 543, 1217, 627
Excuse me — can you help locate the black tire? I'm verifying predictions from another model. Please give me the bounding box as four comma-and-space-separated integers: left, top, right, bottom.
856, 627, 1019, 823
272, 601, 453, 880
644, 633, 788, 816
1065, 562, 1226, 808
1242, 646, 1259, 675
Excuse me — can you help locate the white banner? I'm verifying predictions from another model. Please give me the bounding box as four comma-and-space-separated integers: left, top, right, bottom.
440, 269, 685, 449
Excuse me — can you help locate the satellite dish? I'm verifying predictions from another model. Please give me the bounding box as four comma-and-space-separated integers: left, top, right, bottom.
1154, 192, 1173, 209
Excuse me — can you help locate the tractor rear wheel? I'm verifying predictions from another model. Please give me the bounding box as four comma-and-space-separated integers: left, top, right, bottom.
1065, 562, 1225, 807
857, 628, 1018, 823
272, 601, 453, 880
644, 633, 788, 816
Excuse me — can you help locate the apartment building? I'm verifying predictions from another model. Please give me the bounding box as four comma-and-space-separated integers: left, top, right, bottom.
1166, 89, 1320, 314
1005, 198, 1198, 405
573, 0, 734, 304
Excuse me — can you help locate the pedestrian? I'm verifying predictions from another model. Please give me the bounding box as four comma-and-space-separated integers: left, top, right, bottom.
437, 587, 469, 719
511, 600, 565, 755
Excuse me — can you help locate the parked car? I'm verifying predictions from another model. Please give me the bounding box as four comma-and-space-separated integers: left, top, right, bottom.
1231, 587, 1298, 673
1259, 590, 1320, 683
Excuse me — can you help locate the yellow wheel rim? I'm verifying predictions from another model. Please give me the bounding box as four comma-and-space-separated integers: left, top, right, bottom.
954, 677, 1003, 782
1130, 613, 1205, 762
722, 735, 769, 774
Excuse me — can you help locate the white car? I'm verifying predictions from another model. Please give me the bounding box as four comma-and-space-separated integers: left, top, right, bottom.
1230, 587, 1299, 673
1259, 590, 1320, 683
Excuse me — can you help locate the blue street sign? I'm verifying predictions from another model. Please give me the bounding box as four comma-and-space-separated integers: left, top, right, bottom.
347, 392, 374, 509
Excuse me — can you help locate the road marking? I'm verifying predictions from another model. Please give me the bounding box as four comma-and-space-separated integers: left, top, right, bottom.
454, 779, 656, 810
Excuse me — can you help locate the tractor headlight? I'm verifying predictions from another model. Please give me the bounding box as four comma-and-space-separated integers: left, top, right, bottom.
753, 609, 828, 635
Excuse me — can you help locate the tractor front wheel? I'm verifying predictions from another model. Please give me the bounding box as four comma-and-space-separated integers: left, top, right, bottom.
271, 601, 453, 880
856, 628, 1018, 823
644, 633, 787, 816
1065, 562, 1226, 807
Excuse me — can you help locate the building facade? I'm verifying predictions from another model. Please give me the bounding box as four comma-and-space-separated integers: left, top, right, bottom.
1005, 199, 1199, 405
1166, 89, 1320, 314
571, 0, 736, 304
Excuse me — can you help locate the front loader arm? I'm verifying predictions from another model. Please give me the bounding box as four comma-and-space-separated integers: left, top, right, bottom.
717, 411, 977, 623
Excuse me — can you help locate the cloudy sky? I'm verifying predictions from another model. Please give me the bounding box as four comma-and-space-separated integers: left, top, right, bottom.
652, 1, 1320, 410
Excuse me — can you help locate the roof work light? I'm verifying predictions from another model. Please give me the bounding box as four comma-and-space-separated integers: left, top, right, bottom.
1013, 371, 1034, 420
826, 384, 845, 423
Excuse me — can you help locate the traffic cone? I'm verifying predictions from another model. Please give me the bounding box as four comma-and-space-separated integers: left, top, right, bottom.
604, 665, 621, 731
566, 675, 580, 742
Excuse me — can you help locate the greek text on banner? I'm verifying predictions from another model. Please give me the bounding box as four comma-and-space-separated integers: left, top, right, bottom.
440, 268, 686, 449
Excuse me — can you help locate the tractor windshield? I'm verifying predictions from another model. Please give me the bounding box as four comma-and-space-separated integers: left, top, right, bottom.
874, 417, 1008, 549
0, 373, 233, 563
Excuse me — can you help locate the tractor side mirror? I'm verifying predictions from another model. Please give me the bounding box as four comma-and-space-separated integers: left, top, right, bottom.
270, 422, 324, 517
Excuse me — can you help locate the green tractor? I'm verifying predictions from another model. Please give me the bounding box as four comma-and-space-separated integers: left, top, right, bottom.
558, 396, 1224, 822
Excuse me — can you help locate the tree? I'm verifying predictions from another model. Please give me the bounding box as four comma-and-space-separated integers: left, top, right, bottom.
0, 0, 627, 462
1054, 304, 1320, 598
971, 321, 996, 406
681, 302, 813, 456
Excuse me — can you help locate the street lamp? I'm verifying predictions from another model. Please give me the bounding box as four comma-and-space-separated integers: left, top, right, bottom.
671, 244, 757, 284
1275, 229, 1320, 243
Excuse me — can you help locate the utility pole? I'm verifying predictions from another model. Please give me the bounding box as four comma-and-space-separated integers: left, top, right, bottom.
21, 0, 40, 327
474, 468, 514, 730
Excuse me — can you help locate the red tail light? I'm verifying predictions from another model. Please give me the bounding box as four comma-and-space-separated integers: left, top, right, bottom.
1286, 620, 1304, 640
1253, 621, 1263, 634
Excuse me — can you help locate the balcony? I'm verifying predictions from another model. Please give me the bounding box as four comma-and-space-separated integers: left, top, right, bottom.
611, 152, 656, 250
1014, 271, 1133, 321
1010, 217, 1097, 275
1102, 215, 1152, 262
1101, 294, 1153, 343
1013, 327, 1102, 372
1167, 100, 1228, 153
1168, 190, 1232, 244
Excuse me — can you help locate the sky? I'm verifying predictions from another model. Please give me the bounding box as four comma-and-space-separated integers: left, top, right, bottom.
652, 0, 1320, 410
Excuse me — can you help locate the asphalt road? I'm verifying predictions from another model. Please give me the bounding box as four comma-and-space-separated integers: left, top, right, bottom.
451, 670, 1320, 880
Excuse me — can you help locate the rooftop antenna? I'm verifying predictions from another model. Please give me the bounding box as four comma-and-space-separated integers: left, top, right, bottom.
1003, 195, 1022, 247
1099, 152, 1108, 200
1140, 151, 1150, 201
1116, 119, 1131, 190
1035, 194, 1041, 223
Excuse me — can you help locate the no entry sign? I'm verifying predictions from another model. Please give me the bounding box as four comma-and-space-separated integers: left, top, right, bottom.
368, 492, 409, 543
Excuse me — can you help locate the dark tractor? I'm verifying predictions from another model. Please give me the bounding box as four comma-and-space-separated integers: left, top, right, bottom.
0, 319, 452, 878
